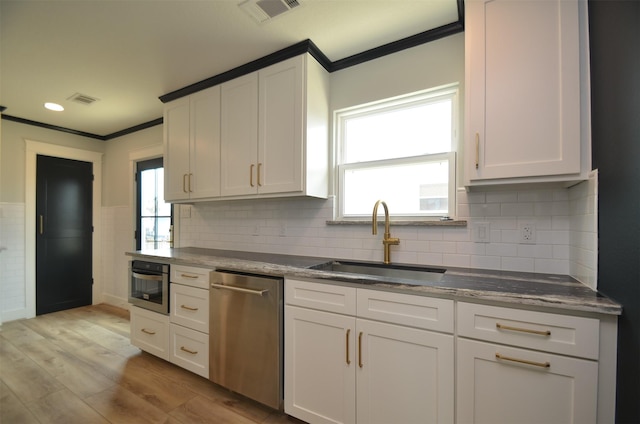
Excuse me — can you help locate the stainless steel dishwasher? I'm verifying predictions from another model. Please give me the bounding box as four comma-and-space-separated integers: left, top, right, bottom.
209, 269, 283, 410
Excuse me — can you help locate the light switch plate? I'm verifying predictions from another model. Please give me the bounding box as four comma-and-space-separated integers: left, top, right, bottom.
473, 222, 491, 243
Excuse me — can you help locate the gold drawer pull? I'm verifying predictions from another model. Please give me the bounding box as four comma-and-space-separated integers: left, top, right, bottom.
495, 353, 550, 368
180, 304, 198, 311
475, 132, 480, 169
496, 323, 551, 336
250, 164, 255, 187
180, 273, 198, 279
346, 329, 351, 365
180, 346, 198, 355
358, 332, 363, 368
141, 328, 156, 335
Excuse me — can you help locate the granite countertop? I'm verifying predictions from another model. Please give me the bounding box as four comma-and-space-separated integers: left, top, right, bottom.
127, 247, 622, 316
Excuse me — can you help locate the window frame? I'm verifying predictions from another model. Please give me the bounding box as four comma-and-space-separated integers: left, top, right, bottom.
334, 83, 460, 221
135, 157, 173, 250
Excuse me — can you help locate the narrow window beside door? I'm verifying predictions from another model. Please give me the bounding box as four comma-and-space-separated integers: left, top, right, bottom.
136, 158, 173, 250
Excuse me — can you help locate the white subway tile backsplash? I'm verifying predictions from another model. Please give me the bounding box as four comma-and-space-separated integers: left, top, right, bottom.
169, 180, 599, 292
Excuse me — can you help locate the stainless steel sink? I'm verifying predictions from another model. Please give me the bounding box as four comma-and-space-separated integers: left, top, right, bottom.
310, 260, 446, 284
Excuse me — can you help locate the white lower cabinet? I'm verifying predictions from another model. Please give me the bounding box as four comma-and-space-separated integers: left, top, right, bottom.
169, 323, 209, 378
457, 338, 597, 424
284, 279, 454, 424
169, 265, 211, 379
130, 305, 170, 360
456, 302, 599, 424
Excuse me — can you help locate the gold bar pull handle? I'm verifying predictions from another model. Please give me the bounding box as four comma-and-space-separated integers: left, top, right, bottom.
475, 132, 480, 169
257, 163, 262, 187
180, 273, 198, 279
180, 346, 198, 355
188, 173, 193, 192
495, 353, 550, 368
180, 304, 198, 311
39, 215, 44, 235
346, 329, 351, 365
358, 332, 363, 368
183, 174, 188, 193
249, 164, 255, 187
496, 323, 551, 336
141, 328, 156, 335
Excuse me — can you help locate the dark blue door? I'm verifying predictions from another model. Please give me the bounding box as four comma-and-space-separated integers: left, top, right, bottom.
36, 155, 93, 315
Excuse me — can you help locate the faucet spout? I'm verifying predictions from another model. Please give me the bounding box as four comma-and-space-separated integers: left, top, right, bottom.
372, 200, 400, 264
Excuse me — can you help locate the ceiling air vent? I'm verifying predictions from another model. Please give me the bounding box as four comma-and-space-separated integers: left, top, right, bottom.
67, 93, 100, 106
239, 0, 301, 23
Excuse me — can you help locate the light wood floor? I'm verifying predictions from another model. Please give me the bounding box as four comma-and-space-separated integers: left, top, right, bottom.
0, 304, 305, 424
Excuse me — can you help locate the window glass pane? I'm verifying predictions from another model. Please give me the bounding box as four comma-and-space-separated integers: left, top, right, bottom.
141, 217, 172, 250
343, 160, 450, 216
344, 99, 452, 163
140, 168, 170, 217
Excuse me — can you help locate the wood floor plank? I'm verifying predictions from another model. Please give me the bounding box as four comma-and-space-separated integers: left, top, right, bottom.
119, 360, 199, 413
0, 339, 65, 403
85, 386, 170, 424
29, 388, 110, 424
0, 380, 39, 424
0, 304, 302, 424
169, 395, 258, 424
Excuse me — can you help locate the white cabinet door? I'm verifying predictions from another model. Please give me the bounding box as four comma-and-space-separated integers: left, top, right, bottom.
189, 86, 221, 199
356, 319, 454, 424
169, 323, 209, 379
170, 283, 209, 334
164, 86, 220, 201
220, 72, 259, 196
465, 0, 582, 183
457, 338, 598, 424
164, 97, 191, 201
258, 56, 303, 195
130, 306, 170, 360
284, 305, 356, 424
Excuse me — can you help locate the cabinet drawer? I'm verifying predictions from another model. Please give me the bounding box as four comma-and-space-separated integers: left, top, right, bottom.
170, 283, 209, 333
457, 302, 599, 359
130, 306, 170, 360
171, 265, 211, 289
357, 288, 454, 333
169, 324, 209, 378
285, 278, 356, 315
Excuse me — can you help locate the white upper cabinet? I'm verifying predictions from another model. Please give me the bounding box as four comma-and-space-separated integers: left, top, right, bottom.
465, 0, 590, 186
164, 86, 221, 202
221, 54, 329, 199
220, 72, 259, 197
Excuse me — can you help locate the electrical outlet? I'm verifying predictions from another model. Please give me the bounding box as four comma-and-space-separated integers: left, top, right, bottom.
519, 222, 536, 244
473, 222, 491, 243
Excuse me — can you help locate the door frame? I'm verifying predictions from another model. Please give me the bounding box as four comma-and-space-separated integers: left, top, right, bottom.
25, 140, 103, 318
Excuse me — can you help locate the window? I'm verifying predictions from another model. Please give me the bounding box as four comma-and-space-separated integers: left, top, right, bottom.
335, 84, 458, 219
136, 158, 173, 250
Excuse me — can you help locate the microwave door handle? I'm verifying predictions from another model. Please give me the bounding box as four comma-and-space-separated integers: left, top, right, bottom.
132, 272, 164, 281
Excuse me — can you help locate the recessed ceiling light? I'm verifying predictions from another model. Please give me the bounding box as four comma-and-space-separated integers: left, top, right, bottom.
44, 102, 64, 111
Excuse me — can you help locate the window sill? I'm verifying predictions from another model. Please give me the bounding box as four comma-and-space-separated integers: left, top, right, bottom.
326, 219, 467, 227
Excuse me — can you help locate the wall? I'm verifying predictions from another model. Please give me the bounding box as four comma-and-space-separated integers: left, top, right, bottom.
0, 119, 105, 203
589, 0, 640, 421
101, 125, 163, 307
0, 119, 105, 321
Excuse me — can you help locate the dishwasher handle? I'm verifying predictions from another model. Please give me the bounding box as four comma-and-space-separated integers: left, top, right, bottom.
211, 283, 268, 296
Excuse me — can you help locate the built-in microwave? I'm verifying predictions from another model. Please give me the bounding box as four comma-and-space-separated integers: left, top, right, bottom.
128, 260, 169, 314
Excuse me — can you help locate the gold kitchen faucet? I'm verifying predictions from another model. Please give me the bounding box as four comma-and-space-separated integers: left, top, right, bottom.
372, 200, 400, 264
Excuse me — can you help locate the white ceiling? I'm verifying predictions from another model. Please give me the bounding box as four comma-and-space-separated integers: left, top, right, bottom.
0, 0, 460, 138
